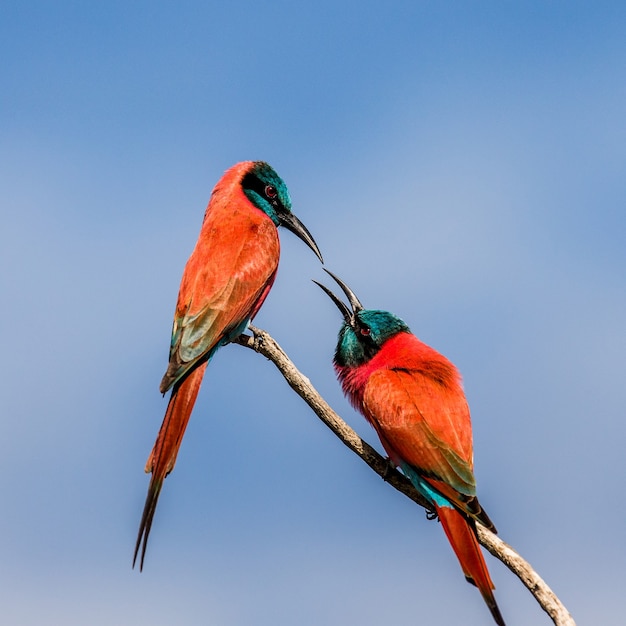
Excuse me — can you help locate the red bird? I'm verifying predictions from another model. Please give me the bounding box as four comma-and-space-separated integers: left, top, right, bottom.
134, 161, 323, 570
316, 270, 505, 626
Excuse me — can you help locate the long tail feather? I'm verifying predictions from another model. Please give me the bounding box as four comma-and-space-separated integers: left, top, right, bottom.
436, 505, 506, 626
133, 361, 208, 570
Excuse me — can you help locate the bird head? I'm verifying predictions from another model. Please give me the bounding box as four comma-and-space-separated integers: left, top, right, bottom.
314, 269, 410, 367
242, 162, 323, 263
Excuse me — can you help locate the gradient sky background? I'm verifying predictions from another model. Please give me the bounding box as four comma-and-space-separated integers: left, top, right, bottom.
2, 2, 625, 625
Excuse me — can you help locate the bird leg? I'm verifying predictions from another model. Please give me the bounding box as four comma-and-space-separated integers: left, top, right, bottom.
380, 456, 397, 482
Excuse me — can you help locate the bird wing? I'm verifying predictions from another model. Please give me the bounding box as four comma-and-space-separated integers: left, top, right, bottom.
161, 209, 279, 392
363, 367, 477, 500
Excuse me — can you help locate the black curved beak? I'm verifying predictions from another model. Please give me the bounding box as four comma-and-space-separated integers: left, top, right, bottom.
313, 268, 364, 322
279, 211, 324, 264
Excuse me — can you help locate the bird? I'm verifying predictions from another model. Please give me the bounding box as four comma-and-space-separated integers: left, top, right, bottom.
314, 269, 505, 626
133, 161, 323, 570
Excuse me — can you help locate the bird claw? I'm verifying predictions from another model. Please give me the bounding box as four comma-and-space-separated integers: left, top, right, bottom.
236, 329, 265, 353
381, 457, 396, 482
426, 509, 439, 522
243, 325, 265, 353
251, 332, 265, 353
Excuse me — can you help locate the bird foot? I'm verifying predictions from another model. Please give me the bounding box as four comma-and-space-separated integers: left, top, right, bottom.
380, 457, 397, 482
426, 509, 439, 522
236, 329, 264, 353
251, 332, 265, 353
244, 325, 265, 353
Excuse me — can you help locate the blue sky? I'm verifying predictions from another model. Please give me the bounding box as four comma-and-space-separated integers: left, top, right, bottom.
2, 2, 625, 624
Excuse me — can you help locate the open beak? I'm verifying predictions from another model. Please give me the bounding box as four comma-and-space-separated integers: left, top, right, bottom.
279, 212, 324, 264
313, 268, 364, 322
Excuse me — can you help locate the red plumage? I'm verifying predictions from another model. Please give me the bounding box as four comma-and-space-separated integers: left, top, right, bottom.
336, 330, 504, 625
134, 161, 322, 570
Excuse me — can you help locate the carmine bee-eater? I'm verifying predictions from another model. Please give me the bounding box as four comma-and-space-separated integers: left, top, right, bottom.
133, 161, 323, 570
315, 270, 505, 626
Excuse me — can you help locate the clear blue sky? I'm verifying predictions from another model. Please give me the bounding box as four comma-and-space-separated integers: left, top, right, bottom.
1, 2, 625, 624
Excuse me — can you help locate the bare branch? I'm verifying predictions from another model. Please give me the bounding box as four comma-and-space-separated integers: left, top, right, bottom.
234, 326, 575, 626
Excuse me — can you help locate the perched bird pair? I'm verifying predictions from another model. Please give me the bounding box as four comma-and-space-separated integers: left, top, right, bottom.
134, 161, 505, 625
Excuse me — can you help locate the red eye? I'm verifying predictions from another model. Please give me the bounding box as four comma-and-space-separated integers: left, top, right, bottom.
360, 327, 371, 336
265, 185, 277, 199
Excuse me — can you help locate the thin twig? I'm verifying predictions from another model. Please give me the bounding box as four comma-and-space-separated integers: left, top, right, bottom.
234, 326, 575, 626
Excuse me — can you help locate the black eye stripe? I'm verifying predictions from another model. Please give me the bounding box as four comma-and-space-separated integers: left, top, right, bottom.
242, 172, 283, 210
